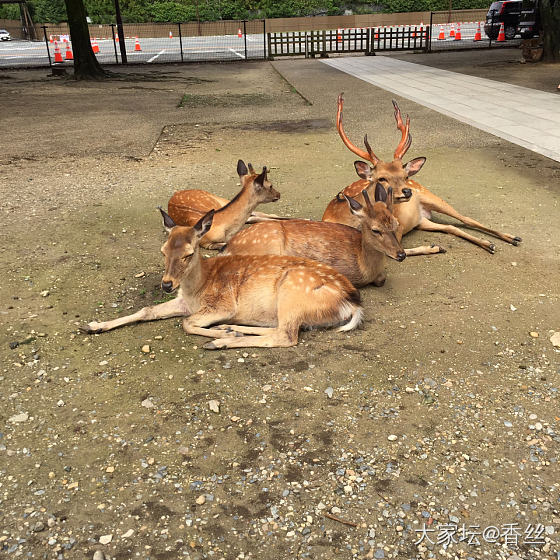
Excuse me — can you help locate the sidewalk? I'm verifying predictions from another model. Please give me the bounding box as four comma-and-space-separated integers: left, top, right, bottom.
321, 55, 560, 163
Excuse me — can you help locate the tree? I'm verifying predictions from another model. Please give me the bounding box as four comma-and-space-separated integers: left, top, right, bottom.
541, 0, 560, 61
64, 0, 108, 79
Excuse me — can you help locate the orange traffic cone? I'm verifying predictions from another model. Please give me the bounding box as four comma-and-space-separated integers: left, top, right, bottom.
449, 23, 455, 38
134, 36, 141, 51
454, 24, 462, 40
53, 41, 63, 63
169, 30, 173, 39
497, 22, 505, 41
237, 28, 242, 38
91, 37, 99, 54
474, 22, 482, 41
337, 29, 342, 43
64, 42, 73, 60
438, 25, 445, 40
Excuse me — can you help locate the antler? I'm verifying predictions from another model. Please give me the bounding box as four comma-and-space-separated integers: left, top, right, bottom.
392, 100, 412, 160
337, 93, 379, 165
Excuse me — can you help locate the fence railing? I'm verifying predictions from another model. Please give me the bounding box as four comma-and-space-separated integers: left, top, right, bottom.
0, 11, 523, 69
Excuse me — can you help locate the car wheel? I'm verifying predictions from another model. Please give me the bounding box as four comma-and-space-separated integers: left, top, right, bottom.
505, 25, 516, 40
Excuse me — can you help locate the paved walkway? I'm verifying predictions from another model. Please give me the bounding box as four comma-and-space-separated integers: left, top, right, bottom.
322, 56, 560, 163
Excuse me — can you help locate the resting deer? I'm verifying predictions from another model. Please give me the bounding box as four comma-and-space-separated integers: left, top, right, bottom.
322, 94, 522, 254
81, 210, 362, 350
166, 160, 284, 249
223, 184, 405, 288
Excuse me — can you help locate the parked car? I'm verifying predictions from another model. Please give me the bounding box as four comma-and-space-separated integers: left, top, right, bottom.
0, 29, 11, 41
484, 0, 522, 40
517, 0, 541, 38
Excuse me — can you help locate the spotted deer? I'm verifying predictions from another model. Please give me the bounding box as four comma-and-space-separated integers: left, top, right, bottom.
322, 94, 522, 254
82, 210, 362, 349
223, 184, 405, 288
166, 160, 284, 249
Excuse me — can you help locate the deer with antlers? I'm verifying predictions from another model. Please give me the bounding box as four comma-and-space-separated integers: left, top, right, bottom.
322, 94, 522, 254
82, 210, 362, 349
222, 184, 405, 288
166, 160, 283, 250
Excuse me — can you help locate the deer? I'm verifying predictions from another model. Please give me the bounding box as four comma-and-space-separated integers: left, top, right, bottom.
166, 160, 285, 250
81, 210, 362, 350
322, 94, 522, 255
222, 184, 406, 288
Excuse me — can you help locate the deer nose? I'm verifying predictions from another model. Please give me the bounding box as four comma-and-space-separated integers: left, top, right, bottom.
402, 188, 412, 198
161, 280, 173, 293
396, 251, 406, 262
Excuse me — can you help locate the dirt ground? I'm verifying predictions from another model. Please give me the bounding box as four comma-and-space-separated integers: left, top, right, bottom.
0, 49, 559, 560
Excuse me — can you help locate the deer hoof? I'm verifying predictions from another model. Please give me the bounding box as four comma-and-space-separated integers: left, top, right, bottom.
203, 341, 219, 350
80, 323, 102, 334
512, 236, 522, 245
437, 245, 447, 254
488, 243, 496, 254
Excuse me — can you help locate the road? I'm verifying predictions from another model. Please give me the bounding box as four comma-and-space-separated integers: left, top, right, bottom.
0, 23, 520, 68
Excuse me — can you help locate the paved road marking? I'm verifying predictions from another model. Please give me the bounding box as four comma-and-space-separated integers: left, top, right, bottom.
322, 56, 560, 163
147, 49, 166, 63
228, 48, 245, 59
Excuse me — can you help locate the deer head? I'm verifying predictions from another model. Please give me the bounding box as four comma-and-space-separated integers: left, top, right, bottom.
237, 160, 280, 205
344, 185, 406, 262
158, 209, 214, 293
337, 94, 426, 203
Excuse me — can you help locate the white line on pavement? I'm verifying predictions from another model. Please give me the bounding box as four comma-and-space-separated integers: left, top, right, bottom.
147, 49, 166, 63
228, 48, 244, 59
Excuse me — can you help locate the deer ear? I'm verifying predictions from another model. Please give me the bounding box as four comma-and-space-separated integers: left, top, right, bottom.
343, 194, 364, 216
354, 161, 372, 180
158, 207, 176, 233
237, 160, 248, 177
404, 157, 426, 177
254, 166, 268, 189
386, 187, 394, 212
374, 183, 387, 203
193, 209, 214, 238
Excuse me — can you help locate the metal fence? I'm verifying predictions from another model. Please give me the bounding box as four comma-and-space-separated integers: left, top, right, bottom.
1, 20, 267, 68
429, 9, 522, 51
0, 11, 524, 69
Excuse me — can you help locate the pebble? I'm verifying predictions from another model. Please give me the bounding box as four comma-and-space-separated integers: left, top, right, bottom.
196, 495, 206, 505
9, 412, 29, 423
550, 332, 560, 347
325, 386, 334, 399
106, 466, 115, 473
93, 551, 105, 560
141, 345, 150, 353
32, 522, 45, 532
529, 413, 538, 420
534, 422, 543, 431
529, 331, 539, 338
57, 400, 65, 407
134, 272, 145, 278
122, 529, 134, 538
504, 421, 513, 428
374, 550, 385, 559
99, 534, 112, 545
387, 434, 398, 441
208, 400, 220, 413
40, 290, 49, 297
141, 398, 154, 409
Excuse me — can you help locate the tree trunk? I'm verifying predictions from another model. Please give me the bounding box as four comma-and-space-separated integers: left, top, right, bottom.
64, 0, 107, 79
541, 0, 560, 62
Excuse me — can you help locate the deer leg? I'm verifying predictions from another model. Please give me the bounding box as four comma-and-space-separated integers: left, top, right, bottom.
213, 324, 277, 335
417, 218, 496, 253
203, 242, 227, 250
81, 297, 189, 334
404, 244, 447, 257
248, 211, 291, 223
418, 192, 522, 245
182, 311, 238, 339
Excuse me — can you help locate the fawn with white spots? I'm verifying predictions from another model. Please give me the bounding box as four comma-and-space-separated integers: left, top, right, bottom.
322, 94, 521, 254
223, 183, 405, 288
165, 160, 284, 250
82, 210, 362, 349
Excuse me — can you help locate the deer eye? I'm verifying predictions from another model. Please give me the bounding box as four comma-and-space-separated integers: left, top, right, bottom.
371, 229, 381, 235
378, 177, 387, 183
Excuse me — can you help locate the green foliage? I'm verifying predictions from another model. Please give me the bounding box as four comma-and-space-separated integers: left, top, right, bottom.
18, 0, 493, 24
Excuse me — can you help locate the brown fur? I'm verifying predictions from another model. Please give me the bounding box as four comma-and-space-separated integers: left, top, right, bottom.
223, 192, 405, 288
323, 95, 521, 254
82, 212, 362, 350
